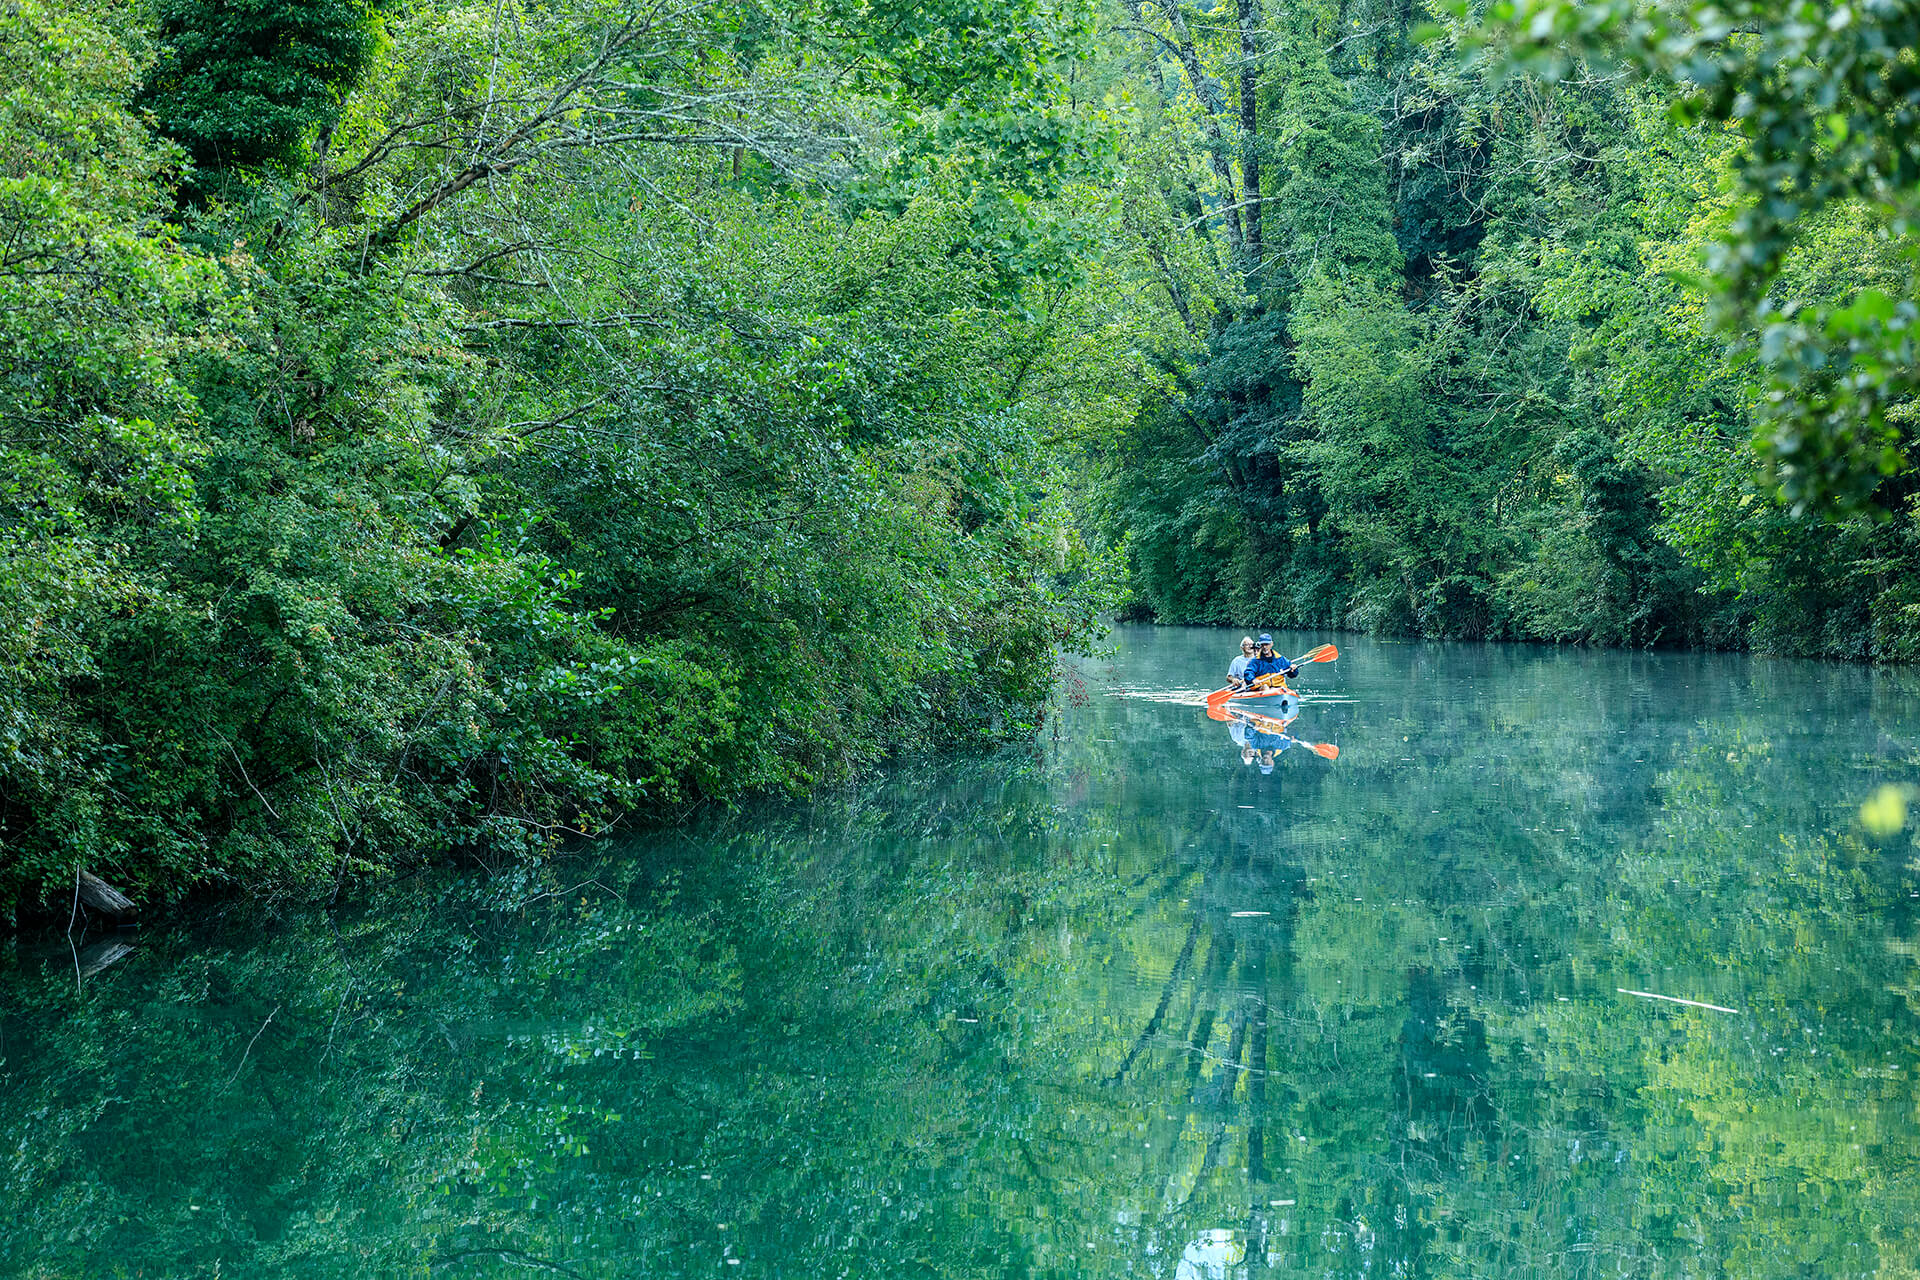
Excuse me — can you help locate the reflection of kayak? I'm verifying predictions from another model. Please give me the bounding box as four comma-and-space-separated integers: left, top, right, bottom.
1207, 690, 1299, 721
1231, 707, 1295, 735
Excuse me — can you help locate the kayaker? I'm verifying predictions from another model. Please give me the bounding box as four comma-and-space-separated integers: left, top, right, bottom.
1226, 636, 1256, 690
1243, 634, 1300, 688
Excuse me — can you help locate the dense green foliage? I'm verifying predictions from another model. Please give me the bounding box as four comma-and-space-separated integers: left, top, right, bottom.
1092, 0, 1920, 655
1472, 0, 1920, 515
0, 0, 1142, 915
141, 0, 383, 174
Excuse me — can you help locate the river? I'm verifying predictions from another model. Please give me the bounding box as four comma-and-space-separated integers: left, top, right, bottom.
6, 626, 1920, 1277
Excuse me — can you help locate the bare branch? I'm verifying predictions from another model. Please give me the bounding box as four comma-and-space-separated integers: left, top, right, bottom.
504, 394, 613, 434
459, 311, 669, 333
364, 10, 652, 253
1325, 22, 1387, 55
411, 240, 539, 278
1115, 23, 1183, 60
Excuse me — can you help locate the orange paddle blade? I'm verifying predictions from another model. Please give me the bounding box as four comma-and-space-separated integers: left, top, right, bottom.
1305, 741, 1339, 760
1299, 643, 1339, 664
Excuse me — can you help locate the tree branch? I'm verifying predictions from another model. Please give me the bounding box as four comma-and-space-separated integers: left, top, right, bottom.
458, 311, 668, 333
363, 10, 651, 254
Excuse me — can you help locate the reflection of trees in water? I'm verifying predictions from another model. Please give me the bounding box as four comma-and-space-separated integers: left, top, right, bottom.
1097, 810, 1499, 1278
5, 646, 1920, 1277
1081, 638, 1920, 1277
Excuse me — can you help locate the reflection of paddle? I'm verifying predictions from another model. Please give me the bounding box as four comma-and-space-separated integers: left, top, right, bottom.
1204, 642, 1339, 708
1225, 708, 1338, 760
1252, 724, 1341, 760
1288, 736, 1340, 760
1232, 708, 1294, 734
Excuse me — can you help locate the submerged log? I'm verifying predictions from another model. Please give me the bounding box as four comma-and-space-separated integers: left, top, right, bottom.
77, 871, 135, 919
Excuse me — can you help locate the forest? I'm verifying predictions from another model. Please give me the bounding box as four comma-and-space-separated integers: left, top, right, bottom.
3, 0, 1918, 913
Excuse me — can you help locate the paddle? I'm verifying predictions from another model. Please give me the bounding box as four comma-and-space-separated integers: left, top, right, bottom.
1205, 642, 1340, 707
1268, 641, 1339, 676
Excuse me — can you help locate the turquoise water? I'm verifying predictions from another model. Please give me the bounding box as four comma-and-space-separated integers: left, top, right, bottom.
6, 626, 1920, 1277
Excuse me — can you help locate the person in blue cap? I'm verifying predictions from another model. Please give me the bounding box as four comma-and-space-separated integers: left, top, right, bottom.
1242, 634, 1299, 689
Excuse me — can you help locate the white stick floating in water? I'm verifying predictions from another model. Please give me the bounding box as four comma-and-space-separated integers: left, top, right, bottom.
1617, 988, 1741, 1014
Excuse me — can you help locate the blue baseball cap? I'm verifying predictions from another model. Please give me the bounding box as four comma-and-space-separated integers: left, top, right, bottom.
1256, 633, 1273, 644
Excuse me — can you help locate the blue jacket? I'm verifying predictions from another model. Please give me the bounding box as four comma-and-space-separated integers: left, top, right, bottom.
1244, 653, 1295, 683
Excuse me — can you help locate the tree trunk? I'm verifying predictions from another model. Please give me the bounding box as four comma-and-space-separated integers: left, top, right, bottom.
1142, 237, 1197, 331
1148, 1, 1246, 262
1236, 0, 1263, 273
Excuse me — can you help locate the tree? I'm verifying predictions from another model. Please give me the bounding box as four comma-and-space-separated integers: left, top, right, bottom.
140, 0, 384, 173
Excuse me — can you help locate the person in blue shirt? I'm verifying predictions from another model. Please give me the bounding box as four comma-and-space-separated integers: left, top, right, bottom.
1226, 636, 1256, 690
1242, 634, 1299, 688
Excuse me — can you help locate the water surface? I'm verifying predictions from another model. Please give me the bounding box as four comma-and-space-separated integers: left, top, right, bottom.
7, 627, 1920, 1277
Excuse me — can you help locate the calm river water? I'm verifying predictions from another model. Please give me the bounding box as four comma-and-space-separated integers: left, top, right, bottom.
7, 627, 1920, 1277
